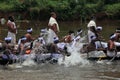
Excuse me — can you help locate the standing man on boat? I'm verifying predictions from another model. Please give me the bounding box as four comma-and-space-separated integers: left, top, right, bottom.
48, 12, 60, 35
47, 12, 59, 43
6, 16, 17, 46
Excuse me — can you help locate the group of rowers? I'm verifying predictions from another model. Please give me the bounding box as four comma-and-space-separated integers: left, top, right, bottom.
0, 26, 84, 65
0, 12, 84, 65
0, 12, 120, 66
86, 19, 120, 58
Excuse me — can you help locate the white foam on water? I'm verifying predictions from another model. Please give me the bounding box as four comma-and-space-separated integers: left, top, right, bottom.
22, 53, 36, 67
106, 61, 112, 65
7, 64, 23, 69
22, 58, 36, 67
58, 42, 89, 67
96, 60, 104, 64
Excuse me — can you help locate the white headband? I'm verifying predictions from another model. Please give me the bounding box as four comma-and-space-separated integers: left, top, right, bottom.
77, 30, 82, 35
27, 28, 33, 32
87, 20, 96, 28
41, 29, 47, 33
18, 37, 26, 45
53, 37, 59, 42
110, 34, 116, 39
116, 30, 120, 32
96, 26, 102, 30
38, 37, 43, 41
75, 36, 80, 40
91, 36, 96, 40
21, 37, 27, 41
5, 37, 12, 41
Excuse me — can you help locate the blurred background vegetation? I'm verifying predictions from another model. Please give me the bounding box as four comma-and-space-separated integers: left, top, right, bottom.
0, 0, 120, 21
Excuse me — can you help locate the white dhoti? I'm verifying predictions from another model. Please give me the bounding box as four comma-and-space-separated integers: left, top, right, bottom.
95, 41, 107, 49
7, 31, 16, 45
48, 17, 60, 32
47, 29, 57, 44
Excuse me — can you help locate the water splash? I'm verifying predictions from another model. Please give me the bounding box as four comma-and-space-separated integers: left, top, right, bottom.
58, 39, 89, 67
22, 53, 36, 67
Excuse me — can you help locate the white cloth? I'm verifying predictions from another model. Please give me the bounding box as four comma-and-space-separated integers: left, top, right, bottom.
38, 37, 46, 45
114, 42, 120, 46
0, 18, 6, 25
7, 31, 16, 45
7, 20, 17, 45
7, 20, 17, 34
87, 20, 96, 28
51, 53, 63, 60
48, 17, 60, 32
72, 36, 81, 48
95, 41, 107, 49
57, 42, 66, 50
24, 42, 31, 48
47, 29, 57, 44
87, 30, 96, 43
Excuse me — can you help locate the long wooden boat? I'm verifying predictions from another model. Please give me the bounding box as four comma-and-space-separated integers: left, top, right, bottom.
87, 56, 120, 61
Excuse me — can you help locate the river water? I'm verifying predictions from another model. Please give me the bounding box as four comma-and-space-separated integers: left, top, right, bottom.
0, 20, 120, 80
0, 60, 120, 80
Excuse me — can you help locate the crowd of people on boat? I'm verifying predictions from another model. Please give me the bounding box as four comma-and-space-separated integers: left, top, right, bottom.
85, 18, 120, 58
0, 12, 120, 66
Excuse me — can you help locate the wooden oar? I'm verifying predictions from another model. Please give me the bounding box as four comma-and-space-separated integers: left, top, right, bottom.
109, 49, 117, 62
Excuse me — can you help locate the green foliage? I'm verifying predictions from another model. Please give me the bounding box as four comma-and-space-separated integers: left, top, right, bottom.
104, 3, 120, 15
0, 0, 120, 20
0, 2, 14, 11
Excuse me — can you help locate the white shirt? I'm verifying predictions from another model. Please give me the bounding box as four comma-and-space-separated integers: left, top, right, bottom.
48, 17, 60, 32
87, 20, 96, 28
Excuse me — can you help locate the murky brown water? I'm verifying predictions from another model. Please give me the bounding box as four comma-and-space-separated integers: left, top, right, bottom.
0, 61, 120, 80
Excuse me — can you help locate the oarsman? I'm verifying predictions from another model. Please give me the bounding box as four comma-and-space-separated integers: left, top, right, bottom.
0, 37, 17, 65
107, 34, 119, 57
113, 28, 120, 42
4, 37, 14, 50
17, 36, 27, 55
50, 37, 65, 63
94, 26, 107, 50
25, 28, 34, 42
24, 28, 35, 53
87, 17, 96, 29
72, 29, 83, 48
87, 21, 107, 52
62, 30, 75, 44
39, 29, 48, 45
108, 34, 116, 52
107, 28, 120, 48
87, 25, 97, 44
48, 12, 60, 35
7, 16, 17, 45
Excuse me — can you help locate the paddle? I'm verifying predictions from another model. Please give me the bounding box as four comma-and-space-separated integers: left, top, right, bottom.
109, 49, 117, 62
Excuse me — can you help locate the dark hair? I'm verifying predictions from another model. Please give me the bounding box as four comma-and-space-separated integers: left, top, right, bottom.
50, 12, 56, 16
54, 40, 59, 44
77, 29, 82, 32
68, 30, 74, 35
116, 28, 120, 32
8, 16, 14, 22
21, 36, 26, 39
